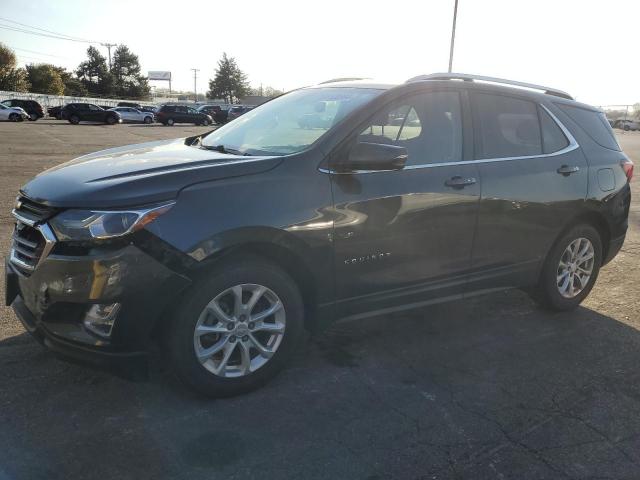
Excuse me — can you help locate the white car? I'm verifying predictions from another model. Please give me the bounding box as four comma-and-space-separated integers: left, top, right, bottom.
108, 107, 154, 124
0, 104, 28, 122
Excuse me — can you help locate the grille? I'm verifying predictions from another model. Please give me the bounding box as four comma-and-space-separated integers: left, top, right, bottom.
10, 222, 45, 276
9, 197, 57, 276
13, 196, 58, 224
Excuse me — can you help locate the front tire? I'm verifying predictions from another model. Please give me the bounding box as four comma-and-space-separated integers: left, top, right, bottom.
69, 115, 80, 125
106, 115, 117, 125
9, 113, 19, 122
144, 116, 153, 124
532, 224, 602, 311
167, 118, 175, 126
28, 113, 38, 121
168, 257, 304, 397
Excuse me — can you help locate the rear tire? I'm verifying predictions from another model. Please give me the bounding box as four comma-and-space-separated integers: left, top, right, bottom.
9, 113, 19, 122
167, 118, 175, 126
168, 257, 304, 397
532, 224, 602, 311
201, 118, 210, 126
106, 115, 117, 125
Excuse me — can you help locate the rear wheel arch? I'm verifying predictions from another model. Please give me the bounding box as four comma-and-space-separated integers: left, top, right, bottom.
539, 210, 611, 279
567, 211, 611, 263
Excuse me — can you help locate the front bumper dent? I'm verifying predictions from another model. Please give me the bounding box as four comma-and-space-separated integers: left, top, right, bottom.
6, 243, 191, 378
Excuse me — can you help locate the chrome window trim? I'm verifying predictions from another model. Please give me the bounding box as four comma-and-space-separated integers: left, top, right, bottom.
320, 103, 579, 174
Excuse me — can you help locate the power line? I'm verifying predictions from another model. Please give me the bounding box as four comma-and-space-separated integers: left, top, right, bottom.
0, 23, 97, 43
10, 46, 71, 60
0, 16, 98, 43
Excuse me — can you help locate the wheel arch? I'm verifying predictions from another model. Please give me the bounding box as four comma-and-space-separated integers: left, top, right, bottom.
205, 241, 319, 327
544, 209, 611, 271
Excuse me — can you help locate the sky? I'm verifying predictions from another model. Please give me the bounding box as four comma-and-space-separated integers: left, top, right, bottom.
0, 0, 637, 106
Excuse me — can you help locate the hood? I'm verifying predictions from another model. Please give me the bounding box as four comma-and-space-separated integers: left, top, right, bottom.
21, 138, 281, 208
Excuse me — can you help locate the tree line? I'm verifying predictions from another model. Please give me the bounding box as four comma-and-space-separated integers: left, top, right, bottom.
0, 42, 281, 102
0, 42, 150, 98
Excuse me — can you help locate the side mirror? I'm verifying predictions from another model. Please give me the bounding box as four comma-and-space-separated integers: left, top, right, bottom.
342, 142, 408, 172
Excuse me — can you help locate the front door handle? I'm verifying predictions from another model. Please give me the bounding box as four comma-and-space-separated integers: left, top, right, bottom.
445, 176, 477, 189
557, 165, 580, 176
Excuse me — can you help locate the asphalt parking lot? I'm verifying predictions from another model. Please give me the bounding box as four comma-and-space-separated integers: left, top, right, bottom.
1, 120, 639, 480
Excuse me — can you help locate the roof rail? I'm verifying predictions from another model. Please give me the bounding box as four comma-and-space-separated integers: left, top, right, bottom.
405, 73, 573, 100
319, 77, 368, 84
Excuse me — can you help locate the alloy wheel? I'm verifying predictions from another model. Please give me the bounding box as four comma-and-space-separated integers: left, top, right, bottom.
193, 283, 286, 378
556, 237, 595, 298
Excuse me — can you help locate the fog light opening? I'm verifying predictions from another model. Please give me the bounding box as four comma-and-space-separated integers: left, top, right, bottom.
83, 303, 121, 338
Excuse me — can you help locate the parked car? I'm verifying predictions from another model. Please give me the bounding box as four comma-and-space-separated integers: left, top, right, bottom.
1, 99, 44, 121
117, 101, 141, 108
6, 73, 633, 397
197, 105, 222, 122
213, 105, 231, 124
0, 103, 28, 121
47, 106, 64, 120
614, 119, 640, 131
227, 105, 254, 121
61, 103, 122, 125
155, 105, 213, 126
108, 107, 154, 124
139, 105, 158, 114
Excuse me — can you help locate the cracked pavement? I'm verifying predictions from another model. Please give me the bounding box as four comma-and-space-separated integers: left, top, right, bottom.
0, 122, 639, 480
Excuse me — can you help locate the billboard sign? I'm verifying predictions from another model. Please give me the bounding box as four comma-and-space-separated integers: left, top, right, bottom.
148, 71, 172, 81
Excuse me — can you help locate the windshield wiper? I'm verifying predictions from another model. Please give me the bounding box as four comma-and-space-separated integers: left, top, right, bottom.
200, 145, 252, 156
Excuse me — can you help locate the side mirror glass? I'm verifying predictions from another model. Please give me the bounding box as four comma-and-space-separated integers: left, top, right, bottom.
342, 142, 408, 172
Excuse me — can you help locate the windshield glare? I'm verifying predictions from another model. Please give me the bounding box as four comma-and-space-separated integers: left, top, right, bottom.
201, 87, 382, 155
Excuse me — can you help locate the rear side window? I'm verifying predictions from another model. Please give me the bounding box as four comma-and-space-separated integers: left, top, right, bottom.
473, 93, 541, 159
557, 104, 620, 151
539, 107, 569, 154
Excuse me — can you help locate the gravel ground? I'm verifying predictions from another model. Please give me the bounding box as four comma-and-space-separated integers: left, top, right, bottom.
1, 120, 639, 480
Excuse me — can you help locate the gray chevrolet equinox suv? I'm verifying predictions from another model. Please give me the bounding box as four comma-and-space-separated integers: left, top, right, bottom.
6, 73, 633, 396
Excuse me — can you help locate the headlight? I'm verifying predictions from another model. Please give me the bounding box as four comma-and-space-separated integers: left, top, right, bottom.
50, 202, 174, 240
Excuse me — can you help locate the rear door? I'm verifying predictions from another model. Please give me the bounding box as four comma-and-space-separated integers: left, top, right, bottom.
468, 91, 587, 290
330, 88, 481, 318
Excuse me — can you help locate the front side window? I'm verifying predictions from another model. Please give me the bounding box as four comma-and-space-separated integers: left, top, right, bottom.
357, 91, 462, 165
473, 93, 542, 159
202, 87, 382, 155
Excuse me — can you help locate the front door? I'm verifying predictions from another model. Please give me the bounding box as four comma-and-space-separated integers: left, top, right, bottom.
330, 89, 481, 318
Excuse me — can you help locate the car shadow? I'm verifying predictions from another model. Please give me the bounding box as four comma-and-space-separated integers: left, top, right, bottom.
2, 290, 640, 479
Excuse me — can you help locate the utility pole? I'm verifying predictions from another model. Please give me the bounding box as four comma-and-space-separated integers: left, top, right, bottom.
448, 0, 459, 73
191, 68, 200, 102
101, 43, 117, 70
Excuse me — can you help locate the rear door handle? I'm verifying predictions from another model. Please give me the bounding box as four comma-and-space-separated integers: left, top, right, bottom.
557, 165, 580, 176
445, 176, 477, 189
